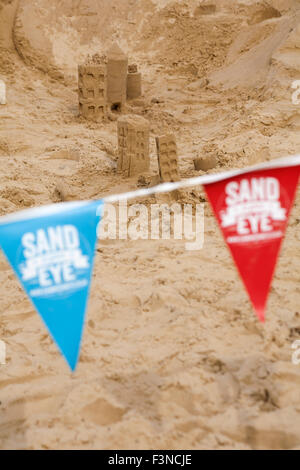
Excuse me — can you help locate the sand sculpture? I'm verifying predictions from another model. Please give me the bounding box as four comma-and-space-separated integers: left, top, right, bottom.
107, 44, 128, 112
194, 155, 217, 171
78, 55, 107, 120
127, 64, 142, 100
78, 46, 142, 119
117, 115, 150, 177
0, 80, 6, 105
155, 134, 179, 182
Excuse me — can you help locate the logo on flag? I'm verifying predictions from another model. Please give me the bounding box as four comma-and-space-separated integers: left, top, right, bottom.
19, 225, 91, 298
219, 176, 287, 244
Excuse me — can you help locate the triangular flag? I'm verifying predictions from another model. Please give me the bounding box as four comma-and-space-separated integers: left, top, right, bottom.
0, 200, 103, 371
204, 165, 300, 322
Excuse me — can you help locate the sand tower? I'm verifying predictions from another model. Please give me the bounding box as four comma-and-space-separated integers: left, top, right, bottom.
78, 57, 107, 120
117, 115, 150, 177
127, 64, 142, 100
155, 134, 179, 182
107, 44, 128, 113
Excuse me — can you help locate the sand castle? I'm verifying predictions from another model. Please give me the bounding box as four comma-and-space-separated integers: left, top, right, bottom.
107, 44, 128, 112
127, 64, 142, 100
78, 45, 142, 120
155, 134, 179, 182
117, 115, 150, 177
78, 55, 107, 120
116, 120, 181, 181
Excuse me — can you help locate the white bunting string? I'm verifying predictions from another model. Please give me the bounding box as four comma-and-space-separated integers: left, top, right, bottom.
102, 154, 300, 204
0, 154, 299, 224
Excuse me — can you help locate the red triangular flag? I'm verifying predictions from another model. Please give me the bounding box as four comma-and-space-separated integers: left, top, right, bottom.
204, 164, 300, 322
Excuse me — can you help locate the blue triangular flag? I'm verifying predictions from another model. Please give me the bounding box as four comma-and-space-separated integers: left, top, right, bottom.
0, 200, 104, 371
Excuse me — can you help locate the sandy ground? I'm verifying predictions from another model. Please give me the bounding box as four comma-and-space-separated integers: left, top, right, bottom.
0, 0, 300, 449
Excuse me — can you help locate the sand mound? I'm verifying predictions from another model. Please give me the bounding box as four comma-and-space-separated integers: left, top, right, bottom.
209, 14, 297, 89
13, 0, 155, 83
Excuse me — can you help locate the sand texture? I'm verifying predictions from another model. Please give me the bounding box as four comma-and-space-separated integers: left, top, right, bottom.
0, 0, 300, 449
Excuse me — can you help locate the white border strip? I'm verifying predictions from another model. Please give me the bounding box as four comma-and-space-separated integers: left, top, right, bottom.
0, 154, 299, 224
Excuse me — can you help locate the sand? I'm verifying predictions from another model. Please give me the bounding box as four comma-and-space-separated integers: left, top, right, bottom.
0, 0, 300, 450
